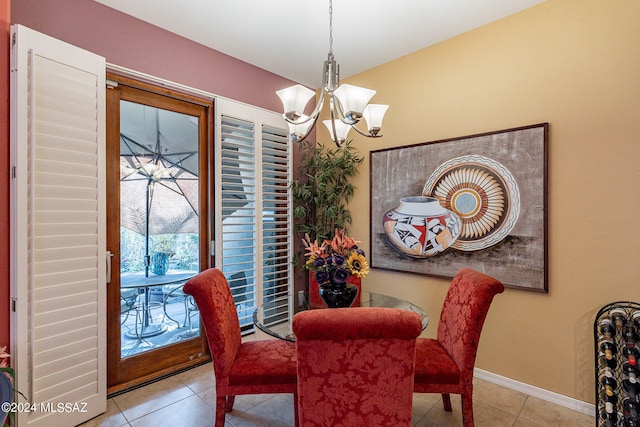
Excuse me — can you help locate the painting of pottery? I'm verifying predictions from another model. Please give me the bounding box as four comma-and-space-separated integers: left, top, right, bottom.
382, 196, 461, 257
370, 123, 548, 292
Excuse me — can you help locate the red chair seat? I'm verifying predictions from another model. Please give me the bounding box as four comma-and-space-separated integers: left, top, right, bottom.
414, 338, 461, 384
228, 340, 297, 388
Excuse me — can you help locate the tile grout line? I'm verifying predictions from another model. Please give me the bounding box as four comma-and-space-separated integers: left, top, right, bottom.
512, 395, 528, 427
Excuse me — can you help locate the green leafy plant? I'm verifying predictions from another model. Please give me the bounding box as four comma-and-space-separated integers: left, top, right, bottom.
291, 140, 364, 265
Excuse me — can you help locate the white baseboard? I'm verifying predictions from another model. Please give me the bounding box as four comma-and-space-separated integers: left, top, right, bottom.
474, 368, 595, 416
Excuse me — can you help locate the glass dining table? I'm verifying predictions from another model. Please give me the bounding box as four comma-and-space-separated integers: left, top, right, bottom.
253, 291, 428, 342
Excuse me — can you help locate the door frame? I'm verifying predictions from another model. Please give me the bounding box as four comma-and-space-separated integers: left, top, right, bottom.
105, 73, 213, 394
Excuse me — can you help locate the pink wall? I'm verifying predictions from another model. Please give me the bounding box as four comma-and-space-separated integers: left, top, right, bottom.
11, 0, 299, 112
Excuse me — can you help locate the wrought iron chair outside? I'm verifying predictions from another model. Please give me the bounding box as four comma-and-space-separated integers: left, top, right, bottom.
163, 282, 199, 330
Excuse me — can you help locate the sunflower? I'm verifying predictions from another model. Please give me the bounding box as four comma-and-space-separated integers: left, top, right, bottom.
346, 251, 369, 279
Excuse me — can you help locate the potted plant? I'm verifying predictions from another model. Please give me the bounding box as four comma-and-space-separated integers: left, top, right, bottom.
291, 140, 364, 246
290, 140, 365, 305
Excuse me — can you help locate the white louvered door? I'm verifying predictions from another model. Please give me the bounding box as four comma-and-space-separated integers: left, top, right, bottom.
215, 99, 292, 332
10, 25, 106, 426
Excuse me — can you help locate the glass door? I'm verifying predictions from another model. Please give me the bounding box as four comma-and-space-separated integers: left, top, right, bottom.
106, 77, 211, 392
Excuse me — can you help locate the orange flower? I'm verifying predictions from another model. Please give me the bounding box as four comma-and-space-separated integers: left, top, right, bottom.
0, 345, 10, 368
328, 229, 361, 255
302, 233, 327, 259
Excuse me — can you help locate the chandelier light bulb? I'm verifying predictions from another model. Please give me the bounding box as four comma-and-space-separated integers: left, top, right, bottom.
287, 115, 316, 143
333, 84, 376, 122
323, 119, 352, 145
276, 84, 316, 121
362, 104, 389, 136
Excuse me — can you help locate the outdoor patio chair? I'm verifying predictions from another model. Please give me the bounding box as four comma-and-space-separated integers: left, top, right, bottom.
163, 282, 199, 331
120, 288, 139, 325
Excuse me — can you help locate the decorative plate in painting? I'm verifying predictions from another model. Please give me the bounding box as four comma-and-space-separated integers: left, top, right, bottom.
422, 155, 520, 251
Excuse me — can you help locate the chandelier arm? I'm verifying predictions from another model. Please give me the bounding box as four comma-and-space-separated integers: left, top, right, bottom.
328, 101, 343, 147
349, 123, 383, 139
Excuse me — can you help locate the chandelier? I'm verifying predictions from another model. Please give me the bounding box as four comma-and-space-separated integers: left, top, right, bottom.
276, 0, 389, 147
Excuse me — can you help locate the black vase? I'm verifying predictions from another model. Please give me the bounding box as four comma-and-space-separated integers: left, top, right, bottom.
318, 283, 359, 308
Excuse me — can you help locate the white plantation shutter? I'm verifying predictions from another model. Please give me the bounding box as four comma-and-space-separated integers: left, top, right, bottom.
219, 114, 257, 328
10, 25, 106, 427
215, 99, 292, 331
260, 126, 291, 324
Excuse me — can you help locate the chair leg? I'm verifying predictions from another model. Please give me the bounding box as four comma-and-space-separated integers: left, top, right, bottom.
225, 395, 235, 413
461, 392, 474, 427
215, 394, 226, 427
162, 292, 180, 327
134, 305, 143, 341
441, 393, 452, 411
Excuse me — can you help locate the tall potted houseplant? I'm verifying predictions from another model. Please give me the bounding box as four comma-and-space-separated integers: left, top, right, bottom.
291, 140, 365, 307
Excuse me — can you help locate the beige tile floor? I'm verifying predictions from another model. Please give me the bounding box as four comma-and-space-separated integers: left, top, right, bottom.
80, 360, 594, 427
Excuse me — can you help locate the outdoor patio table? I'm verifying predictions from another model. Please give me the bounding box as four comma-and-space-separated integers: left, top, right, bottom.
121, 269, 197, 338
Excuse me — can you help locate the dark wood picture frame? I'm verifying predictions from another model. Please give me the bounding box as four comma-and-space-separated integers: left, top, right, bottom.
370, 123, 548, 292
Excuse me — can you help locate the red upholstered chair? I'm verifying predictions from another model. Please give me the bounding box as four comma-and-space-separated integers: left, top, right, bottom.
183, 268, 298, 427
293, 307, 423, 427
413, 268, 504, 427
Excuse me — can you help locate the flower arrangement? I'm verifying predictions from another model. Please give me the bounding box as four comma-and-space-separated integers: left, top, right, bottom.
302, 229, 369, 287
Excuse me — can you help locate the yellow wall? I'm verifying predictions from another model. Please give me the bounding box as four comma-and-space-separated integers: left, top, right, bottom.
323, 0, 640, 403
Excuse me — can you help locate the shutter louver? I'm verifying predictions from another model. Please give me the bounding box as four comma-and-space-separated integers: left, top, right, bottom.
11, 25, 106, 426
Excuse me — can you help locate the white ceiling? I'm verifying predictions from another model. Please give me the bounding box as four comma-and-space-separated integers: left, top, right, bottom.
94, 0, 545, 88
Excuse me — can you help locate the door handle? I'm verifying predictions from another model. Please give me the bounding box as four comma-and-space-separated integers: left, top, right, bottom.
106, 251, 115, 284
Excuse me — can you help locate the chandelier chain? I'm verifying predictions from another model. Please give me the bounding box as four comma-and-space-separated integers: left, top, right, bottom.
328, 0, 333, 54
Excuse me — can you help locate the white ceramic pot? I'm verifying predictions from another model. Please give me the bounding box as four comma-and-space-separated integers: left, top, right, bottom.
383, 196, 461, 258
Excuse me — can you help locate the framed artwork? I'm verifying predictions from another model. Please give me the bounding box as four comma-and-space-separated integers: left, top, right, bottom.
370, 123, 548, 292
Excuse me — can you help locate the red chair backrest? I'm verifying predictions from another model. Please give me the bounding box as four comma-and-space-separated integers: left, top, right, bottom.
183, 268, 241, 381
293, 307, 422, 427
437, 268, 504, 382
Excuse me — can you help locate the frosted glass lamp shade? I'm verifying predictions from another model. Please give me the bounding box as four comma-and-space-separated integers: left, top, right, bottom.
286, 115, 315, 143
276, 84, 315, 121
323, 119, 352, 144
333, 84, 376, 121
362, 104, 389, 135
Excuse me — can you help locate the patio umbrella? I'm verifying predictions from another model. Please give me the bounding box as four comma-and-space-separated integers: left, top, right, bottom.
119, 102, 199, 276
